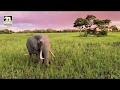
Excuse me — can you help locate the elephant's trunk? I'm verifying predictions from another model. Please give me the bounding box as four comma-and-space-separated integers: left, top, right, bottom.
41, 44, 50, 67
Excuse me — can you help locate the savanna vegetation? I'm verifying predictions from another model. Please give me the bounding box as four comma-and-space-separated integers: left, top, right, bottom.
0, 32, 120, 79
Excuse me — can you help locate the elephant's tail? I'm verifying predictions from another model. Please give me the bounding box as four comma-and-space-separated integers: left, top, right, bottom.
49, 50, 55, 57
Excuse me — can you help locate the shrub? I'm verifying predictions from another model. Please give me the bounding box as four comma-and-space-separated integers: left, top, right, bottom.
97, 30, 108, 37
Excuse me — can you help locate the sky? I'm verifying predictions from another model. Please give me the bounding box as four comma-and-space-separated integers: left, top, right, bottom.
0, 11, 120, 32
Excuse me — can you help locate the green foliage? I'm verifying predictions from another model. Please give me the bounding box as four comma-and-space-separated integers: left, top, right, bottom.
86, 29, 91, 34
86, 29, 96, 35
85, 15, 96, 28
0, 32, 120, 79
97, 30, 108, 37
86, 15, 96, 21
79, 29, 108, 37
73, 18, 88, 29
0, 29, 14, 34
73, 15, 111, 37
16, 29, 80, 33
0, 29, 81, 34
94, 19, 104, 26
103, 19, 111, 26
93, 19, 111, 28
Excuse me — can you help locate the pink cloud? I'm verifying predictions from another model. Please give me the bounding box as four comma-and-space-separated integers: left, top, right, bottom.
0, 11, 120, 31
1, 11, 120, 22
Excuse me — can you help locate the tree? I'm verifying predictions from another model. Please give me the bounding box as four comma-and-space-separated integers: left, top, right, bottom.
85, 15, 96, 29
94, 19, 104, 28
93, 19, 111, 30
103, 19, 111, 28
73, 15, 111, 37
73, 17, 88, 34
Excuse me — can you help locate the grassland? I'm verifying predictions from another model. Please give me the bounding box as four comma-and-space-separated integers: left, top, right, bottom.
0, 32, 120, 79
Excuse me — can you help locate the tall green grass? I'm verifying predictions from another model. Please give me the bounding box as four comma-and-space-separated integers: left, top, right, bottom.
0, 32, 120, 79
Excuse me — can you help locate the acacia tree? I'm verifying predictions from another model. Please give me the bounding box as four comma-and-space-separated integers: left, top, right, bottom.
93, 19, 111, 29
93, 19, 104, 28
85, 15, 96, 29
103, 19, 111, 27
73, 15, 111, 36
73, 17, 88, 34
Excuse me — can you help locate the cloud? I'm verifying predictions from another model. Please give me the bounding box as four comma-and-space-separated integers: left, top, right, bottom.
0, 11, 120, 31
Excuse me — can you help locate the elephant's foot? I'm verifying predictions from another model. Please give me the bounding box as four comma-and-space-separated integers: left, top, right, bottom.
45, 64, 49, 67
44, 62, 51, 67
44, 61, 50, 67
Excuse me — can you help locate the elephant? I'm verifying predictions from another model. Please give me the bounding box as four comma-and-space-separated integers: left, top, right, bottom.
26, 34, 55, 67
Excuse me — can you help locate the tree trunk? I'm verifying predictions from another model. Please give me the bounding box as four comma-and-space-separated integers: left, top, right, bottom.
79, 27, 82, 36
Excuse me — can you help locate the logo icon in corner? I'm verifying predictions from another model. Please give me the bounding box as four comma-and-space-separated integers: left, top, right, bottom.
4, 16, 12, 26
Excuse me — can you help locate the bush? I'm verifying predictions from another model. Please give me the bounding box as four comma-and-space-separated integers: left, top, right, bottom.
87, 29, 91, 34
81, 29, 108, 37
83, 30, 88, 37
86, 29, 97, 35
96, 30, 108, 37
99, 30, 108, 35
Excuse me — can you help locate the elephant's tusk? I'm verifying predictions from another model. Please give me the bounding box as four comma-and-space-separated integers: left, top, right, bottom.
49, 50, 55, 57
40, 50, 44, 59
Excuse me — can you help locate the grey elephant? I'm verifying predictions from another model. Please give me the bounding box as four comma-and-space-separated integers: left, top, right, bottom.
26, 34, 55, 67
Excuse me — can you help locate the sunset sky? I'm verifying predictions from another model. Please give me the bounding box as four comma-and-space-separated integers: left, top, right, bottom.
0, 11, 120, 32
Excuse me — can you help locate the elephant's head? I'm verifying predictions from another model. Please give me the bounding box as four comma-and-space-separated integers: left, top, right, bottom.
34, 34, 50, 67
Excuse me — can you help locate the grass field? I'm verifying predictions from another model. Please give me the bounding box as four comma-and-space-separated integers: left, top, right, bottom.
0, 32, 120, 79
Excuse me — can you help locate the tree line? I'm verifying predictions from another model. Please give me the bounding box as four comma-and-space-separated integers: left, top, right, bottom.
0, 27, 119, 34
16, 29, 81, 33
0, 29, 81, 34
0, 29, 14, 34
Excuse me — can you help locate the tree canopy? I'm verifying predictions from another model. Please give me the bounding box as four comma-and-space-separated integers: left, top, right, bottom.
74, 15, 111, 30
73, 15, 112, 36
73, 18, 88, 30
